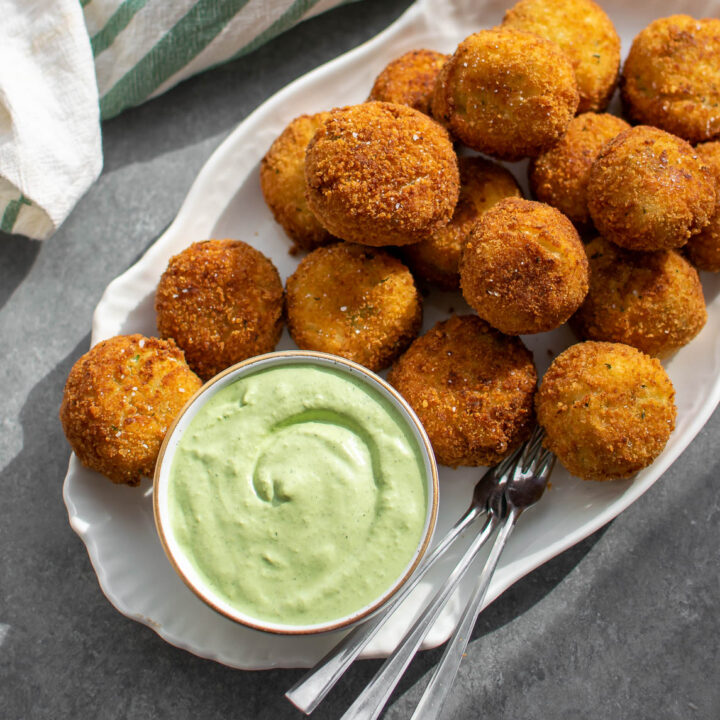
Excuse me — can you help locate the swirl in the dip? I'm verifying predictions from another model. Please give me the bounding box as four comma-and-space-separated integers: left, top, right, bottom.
168, 364, 428, 626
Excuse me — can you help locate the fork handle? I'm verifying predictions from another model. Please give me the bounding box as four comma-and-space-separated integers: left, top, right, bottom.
285, 503, 484, 715
338, 514, 499, 720
410, 507, 522, 720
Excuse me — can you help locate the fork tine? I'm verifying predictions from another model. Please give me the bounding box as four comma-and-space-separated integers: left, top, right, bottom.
495, 441, 525, 478
521, 426, 546, 473
534, 450, 556, 478
489, 443, 528, 517
525, 443, 553, 475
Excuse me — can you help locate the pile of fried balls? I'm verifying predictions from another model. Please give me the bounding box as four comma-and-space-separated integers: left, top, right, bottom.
62, 1, 720, 486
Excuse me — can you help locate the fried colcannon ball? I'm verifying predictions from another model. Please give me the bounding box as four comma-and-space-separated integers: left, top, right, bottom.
388, 315, 537, 467
685, 142, 720, 271
571, 237, 707, 356
587, 126, 716, 252
621, 15, 720, 144
305, 102, 459, 246
286, 242, 422, 372
368, 49, 449, 116
403, 156, 522, 290
431, 29, 579, 161
536, 342, 676, 481
155, 239, 284, 381
60, 334, 202, 486
502, 0, 620, 113
460, 198, 589, 335
529, 113, 629, 229
260, 112, 333, 252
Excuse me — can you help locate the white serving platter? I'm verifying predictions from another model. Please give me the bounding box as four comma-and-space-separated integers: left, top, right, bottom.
63, 0, 720, 669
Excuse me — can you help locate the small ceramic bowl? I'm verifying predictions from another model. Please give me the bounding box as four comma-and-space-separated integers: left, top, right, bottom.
153, 350, 439, 635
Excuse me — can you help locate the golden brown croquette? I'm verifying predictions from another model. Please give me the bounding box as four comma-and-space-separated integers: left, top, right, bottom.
388, 315, 537, 467
587, 126, 716, 251
536, 341, 676, 481
260, 112, 333, 252
570, 237, 707, 356
304, 102, 459, 246
502, 0, 621, 113
155, 239, 284, 381
59, 334, 202, 485
529, 113, 629, 229
285, 242, 422, 371
460, 198, 589, 335
621, 15, 720, 143
685, 141, 720, 271
368, 49, 449, 115
403, 156, 522, 290
431, 29, 579, 161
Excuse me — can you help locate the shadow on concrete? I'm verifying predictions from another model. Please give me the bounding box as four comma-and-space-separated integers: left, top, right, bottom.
0, 232, 41, 310
1, 334, 92, 717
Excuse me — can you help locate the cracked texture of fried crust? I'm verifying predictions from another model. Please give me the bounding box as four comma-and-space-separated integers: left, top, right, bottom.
388, 315, 537, 467
685, 141, 720, 271
304, 102, 459, 246
460, 198, 588, 335
286, 242, 422, 371
502, 0, 620, 113
536, 341, 676, 481
587, 125, 716, 251
621, 15, 720, 144
260, 112, 333, 252
59, 334, 202, 486
155, 239, 284, 381
403, 156, 522, 290
529, 113, 629, 228
570, 237, 707, 356
430, 29, 579, 161
368, 49, 449, 116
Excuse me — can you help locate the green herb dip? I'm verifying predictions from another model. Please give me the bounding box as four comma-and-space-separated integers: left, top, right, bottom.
168, 363, 428, 626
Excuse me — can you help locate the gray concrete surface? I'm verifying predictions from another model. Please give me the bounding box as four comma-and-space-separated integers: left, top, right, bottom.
1, 1, 718, 718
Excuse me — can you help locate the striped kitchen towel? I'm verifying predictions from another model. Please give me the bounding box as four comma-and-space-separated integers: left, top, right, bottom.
0, 0, 358, 240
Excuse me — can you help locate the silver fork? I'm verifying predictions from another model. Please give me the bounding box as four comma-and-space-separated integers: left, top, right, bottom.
285, 444, 523, 714
286, 426, 554, 718
408, 431, 555, 720
334, 426, 554, 720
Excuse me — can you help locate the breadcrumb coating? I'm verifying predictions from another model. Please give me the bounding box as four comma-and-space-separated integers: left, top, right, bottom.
587, 126, 716, 251
305, 102, 459, 246
286, 242, 422, 371
502, 0, 620, 113
431, 29, 579, 161
570, 237, 707, 356
529, 113, 629, 228
260, 112, 333, 252
460, 198, 589, 335
155, 239, 284, 381
685, 141, 720, 271
536, 341, 676, 481
59, 334, 202, 485
388, 315, 537, 467
403, 156, 522, 290
621, 15, 720, 143
368, 49, 449, 115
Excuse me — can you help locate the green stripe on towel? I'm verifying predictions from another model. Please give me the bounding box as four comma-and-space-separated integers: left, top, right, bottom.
223, 0, 323, 63
91, 0, 149, 57
99, 0, 253, 119
1, 195, 31, 233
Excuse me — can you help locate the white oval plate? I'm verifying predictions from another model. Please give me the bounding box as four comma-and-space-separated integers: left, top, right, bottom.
63, 0, 720, 670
